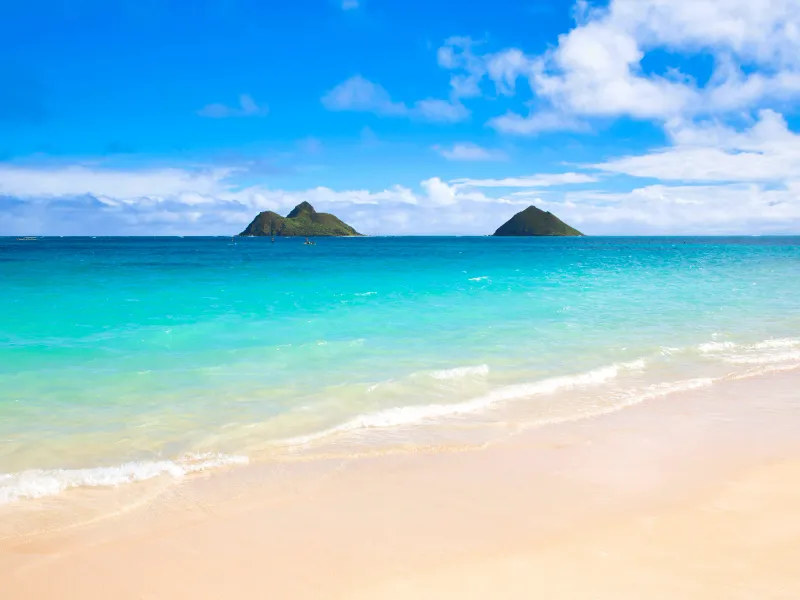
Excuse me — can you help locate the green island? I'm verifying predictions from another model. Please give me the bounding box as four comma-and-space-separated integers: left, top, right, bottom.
492, 205, 583, 236
239, 202, 362, 237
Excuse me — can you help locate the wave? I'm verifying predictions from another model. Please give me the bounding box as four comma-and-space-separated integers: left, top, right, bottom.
722, 350, 800, 365
280, 359, 646, 447
468, 276, 489, 282
0, 453, 248, 506
694, 337, 800, 366
698, 341, 738, 353
621, 377, 715, 405
698, 337, 800, 354
430, 364, 490, 380
365, 364, 489, 392
752, 338, 800, 350
7, 335, 797, 505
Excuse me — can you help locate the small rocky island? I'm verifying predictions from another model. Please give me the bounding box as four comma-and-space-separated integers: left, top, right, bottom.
239, 202, 362, 237
493, 205, 583, 236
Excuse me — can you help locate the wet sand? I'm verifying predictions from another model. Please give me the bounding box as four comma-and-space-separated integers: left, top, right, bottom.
2, 371, 800, 599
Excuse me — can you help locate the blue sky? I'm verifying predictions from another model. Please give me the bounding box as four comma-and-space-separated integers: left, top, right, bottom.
3, 0, 800, 235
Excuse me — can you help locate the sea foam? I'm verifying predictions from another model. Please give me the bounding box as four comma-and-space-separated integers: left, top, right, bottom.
430, 364, 490, 380
0, 453, 248, 505
723, 350, 800, 365
699, 338, 800, 354
696, 337, 800, 365
281, 359, 645, 447
698, 341, 738, 353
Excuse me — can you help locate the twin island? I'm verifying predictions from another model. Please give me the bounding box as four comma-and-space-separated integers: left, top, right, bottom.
239, 201, 583, 237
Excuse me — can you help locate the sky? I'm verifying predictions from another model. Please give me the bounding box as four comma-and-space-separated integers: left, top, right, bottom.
3, 0, 800, 235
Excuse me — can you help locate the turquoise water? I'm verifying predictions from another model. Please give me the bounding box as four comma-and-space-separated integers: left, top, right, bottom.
1, 236, 799, 503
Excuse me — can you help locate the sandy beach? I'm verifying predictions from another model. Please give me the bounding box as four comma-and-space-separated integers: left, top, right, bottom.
2, 370, 799, 599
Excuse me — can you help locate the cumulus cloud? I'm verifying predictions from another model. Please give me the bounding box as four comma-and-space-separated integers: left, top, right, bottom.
435, 1, 800, 134
437, 37, 487, 99
485, 49, 533, 95
434, 142, 507, 161
0, 163, 515, 235
0, 164, 421, 210
197, 94, 268, 118
553, 183, 800, 235
3, 159, 800, 236
321, 75, 470, 122
436, 38, 537, 100
594, 110, 800, 182
0, 165, 234, 200
321, 76, 407, 116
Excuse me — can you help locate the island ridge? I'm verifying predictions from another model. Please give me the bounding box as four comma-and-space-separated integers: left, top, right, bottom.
493, 205, 583, 236
240, 202, 362, 237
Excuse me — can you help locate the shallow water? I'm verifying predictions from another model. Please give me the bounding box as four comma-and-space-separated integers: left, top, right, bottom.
1, 236, 799, 503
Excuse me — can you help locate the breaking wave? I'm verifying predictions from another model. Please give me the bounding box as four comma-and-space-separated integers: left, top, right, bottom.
430, 364, 490, 380
280, 359, 646, 447
0, 453, 248, 506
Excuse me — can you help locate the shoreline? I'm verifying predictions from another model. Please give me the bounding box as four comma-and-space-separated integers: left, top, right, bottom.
3, 333, 797, 508
3, 369, 800, 598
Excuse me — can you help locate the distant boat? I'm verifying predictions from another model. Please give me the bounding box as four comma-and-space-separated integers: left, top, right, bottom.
16, 237, 38, 241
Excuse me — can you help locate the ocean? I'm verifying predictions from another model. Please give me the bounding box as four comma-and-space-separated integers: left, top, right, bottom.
1, 236, 799, 505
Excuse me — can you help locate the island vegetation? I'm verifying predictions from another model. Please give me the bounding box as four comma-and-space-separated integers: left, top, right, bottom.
239, 202, 362, 237
493, 205, 583, 236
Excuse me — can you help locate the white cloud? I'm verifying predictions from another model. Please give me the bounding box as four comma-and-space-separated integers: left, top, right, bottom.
437, 36, 486, 99
419, 177, 521, 207
3, 160, 799, 236
0, 163, 501, 234
420, 177, 458, 205
610, 0, 800, 65
321, 76, 407, 116
452, 172, 598, 188
594, 109, 800, 182
0, 163, 554, 236
436, 38, 536, 100
488, 110, 587, 135
553, 183, 800, 235
434, 142, 507, 161
0, 165, 233, 200
197, 94, 268, 118
485, 49, 532, 95
321, 76, 470, 122
0, 164, 423, 212
341, 0, 359, 10
446, 0, 800, 133
531, 15, 698, 121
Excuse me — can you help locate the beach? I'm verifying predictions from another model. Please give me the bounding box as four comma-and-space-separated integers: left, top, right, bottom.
2, 369, 800, 599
